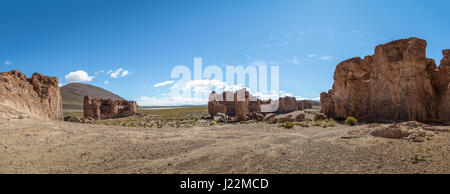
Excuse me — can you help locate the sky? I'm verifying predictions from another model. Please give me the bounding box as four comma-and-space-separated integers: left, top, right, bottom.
1, 0, 449, 106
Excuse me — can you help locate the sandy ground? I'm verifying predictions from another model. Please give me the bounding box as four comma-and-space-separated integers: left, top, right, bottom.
0, 117, 449, 174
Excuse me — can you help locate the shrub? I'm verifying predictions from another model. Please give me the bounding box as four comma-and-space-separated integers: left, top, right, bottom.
327, 122, 336, 127
283, 122, 294, 129
312, 121, 322, 127
345, 116, 358, 126
298, 122, 310, 127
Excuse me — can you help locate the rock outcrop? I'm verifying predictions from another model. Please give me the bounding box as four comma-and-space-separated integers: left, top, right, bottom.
83, 96, 138, 120
208, 88, 307, 121
0, 70, 63, 120
320, 38, 450, 123
208, 89, 257, 121
275, 96, 297, 114
297, 100, 312, 110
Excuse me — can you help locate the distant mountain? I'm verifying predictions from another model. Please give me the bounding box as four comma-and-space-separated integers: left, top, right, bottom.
60, 83, 124, 111
307, 100, 320, 107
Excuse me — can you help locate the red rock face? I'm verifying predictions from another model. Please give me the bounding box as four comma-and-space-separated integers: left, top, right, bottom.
208, 89, 304, 120
208, 89, 254, 121
275, 96, 297, 114
83, 96, 138, 120
0, 70, 63, 120
297, 100, 312, 110
321, 38, 450, 123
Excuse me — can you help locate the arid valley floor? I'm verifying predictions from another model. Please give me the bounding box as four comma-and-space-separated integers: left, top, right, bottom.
1, 107, 448, 174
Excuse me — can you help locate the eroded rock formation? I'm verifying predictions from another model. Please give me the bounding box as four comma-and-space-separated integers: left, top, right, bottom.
297, 100, 312, 110
208, 88, 314, 121
0, 70, 63, 120
83, 96, 138, 120
208, 89, 255, 121
320, 37, 450, 123
275, 96, 297, 114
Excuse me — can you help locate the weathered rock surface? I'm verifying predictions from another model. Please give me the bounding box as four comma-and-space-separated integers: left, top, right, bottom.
294, 113, 306, 122
297, 100, 312, 110
0, 70, 63, 120
321, 38, 450, 123
276, 114, 293, 123
208, 89, 259, 121
370, 122, 435, 142
263, 113, 276, 123
314, 113, 327, 121
83, 96, 138, 120
213, 113, 229, 122
275, 96, 297, 114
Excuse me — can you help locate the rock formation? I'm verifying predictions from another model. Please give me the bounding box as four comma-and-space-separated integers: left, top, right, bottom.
320, 37, 450, 123
275, 96, 297, 114
83, 96, 138, 120
297, 100, 312, 110
208, 89, 255, 121
0, 70, 63, 120
208, 88, 317, 121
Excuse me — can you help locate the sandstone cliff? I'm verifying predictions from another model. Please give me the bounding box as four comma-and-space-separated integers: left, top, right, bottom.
0, 70, 63, 120
321, 38, 449, 123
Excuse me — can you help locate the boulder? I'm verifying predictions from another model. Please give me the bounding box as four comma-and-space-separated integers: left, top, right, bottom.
276, 114, 294, 123
314, 113, 327, 120
213, 113, 228, 122
264, 113, 277, 123
249, 112, 264, 121
64, 116, 82, 123
0, 70, 63, 120
371, 122, 435, 142
294, 113, 306, 122
320, 38, 450, 123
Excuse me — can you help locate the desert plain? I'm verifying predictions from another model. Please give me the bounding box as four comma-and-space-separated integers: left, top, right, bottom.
0, 106, 448, 174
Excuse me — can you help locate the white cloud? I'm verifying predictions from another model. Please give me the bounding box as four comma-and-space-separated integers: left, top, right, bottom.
295, 96, 307, 100
261, 44, 271, 48
65, 70, 94, 83
352, 30, 360, 33
4, 60, 12, 66
308, 54, 316, 58
104, 80, 109, 85
319, 56, 333, 61
153, 80, 174, 88
110, 68, 130, 78
59, 82, 65, 87
312, 97, 320, 101
295, 38, 303, 42
121, 70, 129, 77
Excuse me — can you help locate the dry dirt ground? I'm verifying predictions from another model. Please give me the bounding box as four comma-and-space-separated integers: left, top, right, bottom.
0, 116, 449, 174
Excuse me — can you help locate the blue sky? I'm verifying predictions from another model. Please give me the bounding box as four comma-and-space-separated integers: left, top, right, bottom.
1, 0, 449, 105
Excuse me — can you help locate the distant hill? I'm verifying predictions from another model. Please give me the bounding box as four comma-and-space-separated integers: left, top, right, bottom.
307, 100, 320, 107
60, 83, 124, 112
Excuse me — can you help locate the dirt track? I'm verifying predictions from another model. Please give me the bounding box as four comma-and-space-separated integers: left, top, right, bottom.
0, 117, 449, 174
